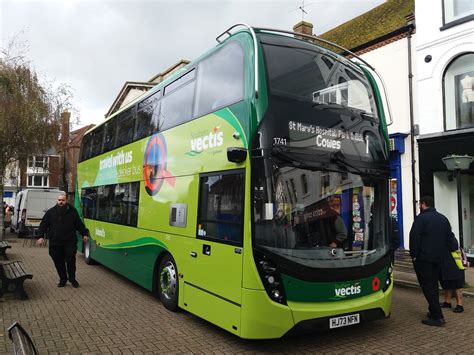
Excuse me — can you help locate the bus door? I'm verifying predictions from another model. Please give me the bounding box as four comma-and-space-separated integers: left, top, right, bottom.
184, 170, 245, 333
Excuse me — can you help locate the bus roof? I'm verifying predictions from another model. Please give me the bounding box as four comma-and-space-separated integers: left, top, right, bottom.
84, 24, 380, 137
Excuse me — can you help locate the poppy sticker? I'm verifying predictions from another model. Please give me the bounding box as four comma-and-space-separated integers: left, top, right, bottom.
372, 276, 381, 291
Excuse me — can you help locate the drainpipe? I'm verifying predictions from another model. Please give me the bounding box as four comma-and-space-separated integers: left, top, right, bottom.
405, 14, 417, 220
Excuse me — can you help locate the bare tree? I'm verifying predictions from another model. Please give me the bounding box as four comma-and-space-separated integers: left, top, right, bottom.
0, 40, 73, 240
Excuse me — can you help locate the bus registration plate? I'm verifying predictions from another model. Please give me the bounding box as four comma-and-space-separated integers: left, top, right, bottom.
329, 314, 360, 329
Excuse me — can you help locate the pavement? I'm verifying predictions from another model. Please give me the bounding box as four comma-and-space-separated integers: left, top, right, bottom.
393, 249, 474, 297
1, 232, 473, 353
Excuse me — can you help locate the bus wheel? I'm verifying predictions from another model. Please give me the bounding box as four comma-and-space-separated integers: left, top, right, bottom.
84, 238, 95, 265
158, 254, 179, 311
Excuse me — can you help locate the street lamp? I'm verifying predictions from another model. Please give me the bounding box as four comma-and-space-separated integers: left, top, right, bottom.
442, 154, 473, 249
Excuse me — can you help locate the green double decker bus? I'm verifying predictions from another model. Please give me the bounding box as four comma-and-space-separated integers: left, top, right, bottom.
77, 24, 393, 339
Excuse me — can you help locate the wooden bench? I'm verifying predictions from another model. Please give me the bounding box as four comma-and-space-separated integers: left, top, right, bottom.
0, 240, 11, 260
1, 261, 33, 300
8, 321, 38, 355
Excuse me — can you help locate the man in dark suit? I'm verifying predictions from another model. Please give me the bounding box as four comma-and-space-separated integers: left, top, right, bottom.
409, 195, 457, 327
37, 194, 89, 288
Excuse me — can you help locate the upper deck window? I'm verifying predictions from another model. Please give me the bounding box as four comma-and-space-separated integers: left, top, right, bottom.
161, 69, 196, 130
261, 35, 378, 117
194, 42, 245, 117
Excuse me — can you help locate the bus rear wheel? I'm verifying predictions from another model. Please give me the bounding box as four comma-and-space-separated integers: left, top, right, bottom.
158, 254, 179, 311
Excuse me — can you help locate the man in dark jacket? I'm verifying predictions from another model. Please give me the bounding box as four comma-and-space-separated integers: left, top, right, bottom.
37, 194, 89, 288
409, 195, 456, 327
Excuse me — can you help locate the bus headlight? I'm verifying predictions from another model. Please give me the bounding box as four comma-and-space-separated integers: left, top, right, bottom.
383, 263, 393, 292
256, 257, 287, 305
265, 274, 279, 286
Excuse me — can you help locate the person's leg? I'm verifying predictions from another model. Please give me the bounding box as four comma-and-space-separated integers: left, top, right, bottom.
442, 289, 452, 306
49, 246, 67, 286
64, 242, 78, 283
414, 261, 443, 320
454, 288, 463, 306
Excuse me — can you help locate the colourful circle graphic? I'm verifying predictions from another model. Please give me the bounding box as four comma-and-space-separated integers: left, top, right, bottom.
143, 133, 168, 196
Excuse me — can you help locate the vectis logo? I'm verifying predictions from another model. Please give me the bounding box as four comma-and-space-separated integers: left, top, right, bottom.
143, 133, 175, 196
335, 283, 361, 297
186, 126, 223, 156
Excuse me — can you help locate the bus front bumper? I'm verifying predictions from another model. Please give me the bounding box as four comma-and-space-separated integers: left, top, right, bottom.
240, 282, 393, 339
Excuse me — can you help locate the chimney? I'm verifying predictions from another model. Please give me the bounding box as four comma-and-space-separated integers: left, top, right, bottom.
405, 13, 415, 32
293, 20, 314, 40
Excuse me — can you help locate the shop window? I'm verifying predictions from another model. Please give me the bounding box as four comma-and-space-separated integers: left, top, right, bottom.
197, 171, 244, 245
444, 53, 474, 130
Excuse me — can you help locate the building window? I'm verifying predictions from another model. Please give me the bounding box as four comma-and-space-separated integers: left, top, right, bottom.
443, 0, 474, 26
27, 175, 49, 187
301, 174, 308, 194
27, 156, 48, 169
444, 53, 474, 130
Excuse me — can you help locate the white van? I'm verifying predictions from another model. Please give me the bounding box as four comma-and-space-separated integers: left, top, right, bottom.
11, 188, 65, 237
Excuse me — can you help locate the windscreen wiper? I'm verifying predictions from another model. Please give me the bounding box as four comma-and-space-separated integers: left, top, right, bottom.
330, 152, 367, 175
344, 249, 376, 256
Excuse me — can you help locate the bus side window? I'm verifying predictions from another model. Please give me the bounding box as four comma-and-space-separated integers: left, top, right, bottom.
135, 92, 161, 140
115, 107, 135, 149
83, 183, 139, 227
81, 188, 98, 219
128, 182, 140, 226
111, 184, 127, 225
194, 41, 244, 118
103, 119, 117, 153
90, 126, 105, 158
197, 171, 244, 245
80, 133, 92, 161
97, 185, 113, 222
161, 69, 196, 131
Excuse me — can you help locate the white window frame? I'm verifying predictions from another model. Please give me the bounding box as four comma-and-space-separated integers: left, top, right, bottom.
443, 53, 474, 131
27, 174, 49, 187
443, 0, 474, 25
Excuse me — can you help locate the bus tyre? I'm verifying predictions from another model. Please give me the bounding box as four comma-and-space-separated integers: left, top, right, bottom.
84, 238, 95, 265
158, 254, 179, 311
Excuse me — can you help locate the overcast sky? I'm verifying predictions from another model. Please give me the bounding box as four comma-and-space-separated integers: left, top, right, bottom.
1, 0, 384, 129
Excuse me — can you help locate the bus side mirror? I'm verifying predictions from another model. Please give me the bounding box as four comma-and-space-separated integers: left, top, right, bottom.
227, 147, 247, 163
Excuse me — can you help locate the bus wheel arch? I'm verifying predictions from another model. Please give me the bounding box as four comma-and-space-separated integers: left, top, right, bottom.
155, 252, 179, 311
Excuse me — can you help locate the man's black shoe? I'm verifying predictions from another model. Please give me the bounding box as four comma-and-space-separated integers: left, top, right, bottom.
70, 280, 79, 288
57, 281, 67, 287
421, 318, 445, 327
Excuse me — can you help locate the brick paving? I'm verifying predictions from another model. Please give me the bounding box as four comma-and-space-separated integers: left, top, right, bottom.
1, 234, 473, 354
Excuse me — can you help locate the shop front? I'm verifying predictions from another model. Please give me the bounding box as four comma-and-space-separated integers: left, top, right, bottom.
418, 129, 474, 258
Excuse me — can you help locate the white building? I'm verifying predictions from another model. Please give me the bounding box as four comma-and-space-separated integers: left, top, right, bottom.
2, 161, 20, 206
415, 0, 473, 254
